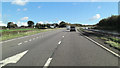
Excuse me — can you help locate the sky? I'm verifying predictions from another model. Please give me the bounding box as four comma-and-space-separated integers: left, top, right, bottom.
0, 0, 119, 26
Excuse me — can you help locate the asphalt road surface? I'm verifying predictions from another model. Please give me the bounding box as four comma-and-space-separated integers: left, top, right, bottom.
1, 29, 119, 68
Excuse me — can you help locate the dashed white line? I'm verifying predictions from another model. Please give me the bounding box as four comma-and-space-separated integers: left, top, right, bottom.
62, 36, 64, 38
0, 50, 28, 67
84, 36, 120, 58
43, 58, 52, 68
58, 41, 62, 45
24, 41, 28, 43
18, 43, 22, 45
29, 39, 32, 41
33, 38, 35, 40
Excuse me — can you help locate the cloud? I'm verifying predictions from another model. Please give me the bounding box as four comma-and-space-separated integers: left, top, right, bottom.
38, 21, 44, 24
11, 0, 28, 6
97, 6, 101, 9
21, 22, 28, 26
17, 21, 28, 26
89, 14, 101, 21
17, 8, 27, 11
58, 21, 62, 24
21, 17, 29, 20
44, 21, 49, 24
38, 6, 41, 8
23, 8, 27, 11
17, 9, 21, 11
91, 0, 99, 2
0, 21, 7, 26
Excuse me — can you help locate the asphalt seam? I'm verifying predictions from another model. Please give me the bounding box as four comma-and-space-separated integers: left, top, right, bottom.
43, 34, 66, 68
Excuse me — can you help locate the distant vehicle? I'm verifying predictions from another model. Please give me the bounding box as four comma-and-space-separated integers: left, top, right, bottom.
66, 26, 70, 30
50, 26, 55, 29
70, 26, 76, 31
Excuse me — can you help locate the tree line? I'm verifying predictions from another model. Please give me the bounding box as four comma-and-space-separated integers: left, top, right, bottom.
5, 21, 67, 29
3, 21, 82, 29
96, 15, 120, 32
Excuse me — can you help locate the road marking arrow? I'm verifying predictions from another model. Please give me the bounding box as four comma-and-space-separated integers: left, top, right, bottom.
0, 50, 28, 67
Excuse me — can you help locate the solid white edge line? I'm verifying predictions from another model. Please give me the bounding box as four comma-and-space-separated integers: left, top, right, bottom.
43, 58, 53, 68
58, 41, 61, 45
84, 36, 120, 58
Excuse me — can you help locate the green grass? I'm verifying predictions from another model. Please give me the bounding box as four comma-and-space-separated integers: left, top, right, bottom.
0, 28, 36, 32
0, 28, 59, 41
79, 28, 120, 49
79, 28, 84, 31
108, 37, 120, 43
105, 41, 120, 49
99, 37, 108, 41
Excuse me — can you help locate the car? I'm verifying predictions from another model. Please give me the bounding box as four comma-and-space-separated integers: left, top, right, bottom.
70, 26, 76, 31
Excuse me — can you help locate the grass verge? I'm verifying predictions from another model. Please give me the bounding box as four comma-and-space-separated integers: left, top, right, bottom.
79, 28, 120, 50
0, 28, 59, 42
105, 41, 120, 49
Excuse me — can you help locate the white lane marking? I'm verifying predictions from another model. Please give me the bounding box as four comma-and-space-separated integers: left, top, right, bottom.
33, 38, 35, 40
18, 43, 22, 45
0, 50, 28, 67
62, 36, 64, 38
85, 36, 120, 58
29, 39, 32, 41
24, 41, 28, 43
58, 41, 61, 45
43, 58, 52, 68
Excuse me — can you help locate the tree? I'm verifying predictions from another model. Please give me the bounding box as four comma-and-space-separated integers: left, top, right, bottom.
54, 23, 59, 27
7, 22, 18, 28
96, 15, 120, 32
35, 23, 42, 28
59, 21, 66, 27
14, 24, 18, 28
46, 23, 51, 28
27, 21, 34, 27
117, 15, 120, 32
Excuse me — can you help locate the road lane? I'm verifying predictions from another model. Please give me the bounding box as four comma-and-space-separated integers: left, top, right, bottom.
2, 29, 60, 48
50, 31, 118, 66
1, 29, 67, 67
2, 29, 65, 62
1, 29, 119, 67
